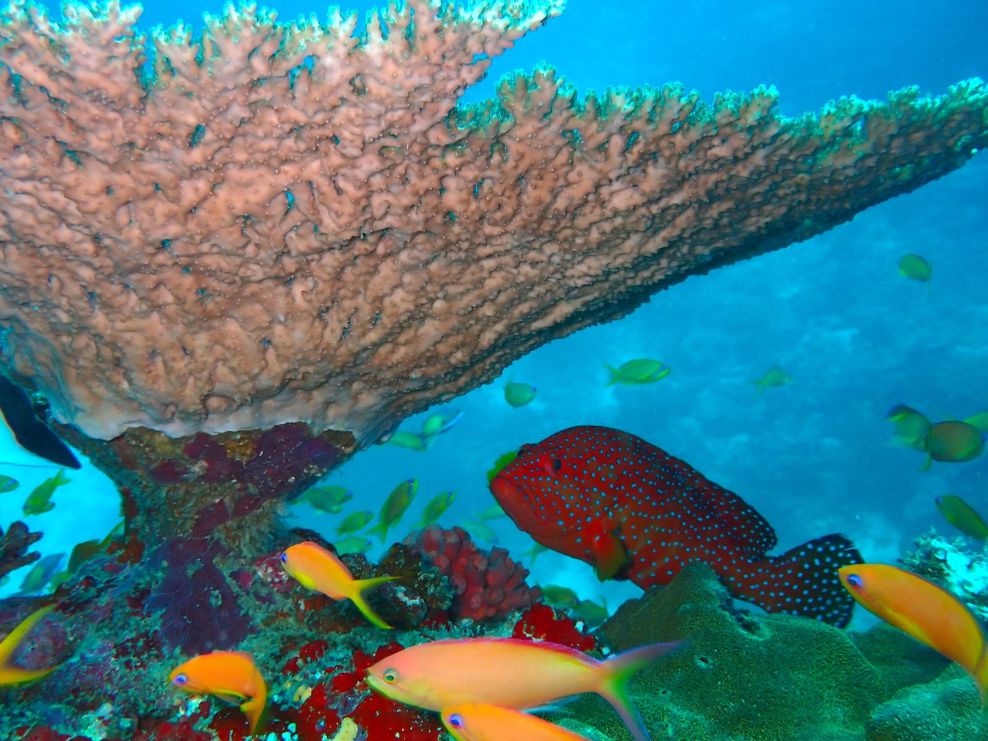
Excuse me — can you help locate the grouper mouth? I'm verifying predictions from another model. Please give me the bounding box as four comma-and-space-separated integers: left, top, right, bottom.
489, 473, 566, 538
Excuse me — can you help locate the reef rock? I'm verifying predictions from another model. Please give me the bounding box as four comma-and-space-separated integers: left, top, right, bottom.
580, 563, 961, 740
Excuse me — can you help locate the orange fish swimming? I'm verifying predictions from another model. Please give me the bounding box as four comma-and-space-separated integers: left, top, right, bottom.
442, 702, 590, 741
168, 651, 267, 733
366, 636, 681, 741
0, 604, 59, 686
838, 563, 988, 699
280, 540, 397, 629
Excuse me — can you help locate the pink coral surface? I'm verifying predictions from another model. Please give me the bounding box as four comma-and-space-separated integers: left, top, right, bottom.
1, 0, 986, 444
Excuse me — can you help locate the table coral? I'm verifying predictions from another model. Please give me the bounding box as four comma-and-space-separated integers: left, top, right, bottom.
1, 0, 986, 443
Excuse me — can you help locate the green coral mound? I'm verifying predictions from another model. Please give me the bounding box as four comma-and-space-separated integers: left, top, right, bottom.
576, 563, 981, 740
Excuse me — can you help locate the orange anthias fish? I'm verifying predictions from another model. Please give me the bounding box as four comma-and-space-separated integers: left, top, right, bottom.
491, 425, 863, 626
838, 563, 988, 699
280, 541, 397, 629
0, 604, 59, 686
365, 636, 681, 741
169, 651, 267, 733
442, 702, 590, 741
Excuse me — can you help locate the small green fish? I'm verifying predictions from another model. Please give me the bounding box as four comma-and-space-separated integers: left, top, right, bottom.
486, 451, 518, 485
334, 536, 373, 555
67, 539, 102, 573
936, 495, 988, 540
464, 519, 498, 544
753, 366, 792, 392
605, 358, 671, 386
302, 485, 353, 514
887, 404, 931, 451
523, 541, 549, 565
22, 469, 71, 516
16, 553, 64, 595
571, 598, 609, 627
926, 421, 985, 464
0, 474, 18, 493
421, 410, 463, 439
367, 479, 418, 542
477, 503, 506, 521
337, 510, 374, 536
540, 585, 580, 610
898, 253, 932, 282
504, 382, 537, 408
386, 431, 429, 451
419, 491, 456, 528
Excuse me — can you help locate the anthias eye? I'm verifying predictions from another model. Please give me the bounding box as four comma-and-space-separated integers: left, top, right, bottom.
447, 713, 464, 728
172, 674, 188, 685
383, 669, 398, 683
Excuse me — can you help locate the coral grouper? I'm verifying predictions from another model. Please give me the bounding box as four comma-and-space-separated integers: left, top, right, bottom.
491, 425, 862, 626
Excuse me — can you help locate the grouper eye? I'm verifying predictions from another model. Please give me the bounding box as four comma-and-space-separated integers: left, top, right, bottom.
382, 669, 398, 683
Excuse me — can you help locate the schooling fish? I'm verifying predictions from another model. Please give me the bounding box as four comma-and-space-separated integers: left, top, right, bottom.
0, 604, 59, 686
0, 375, 80, 470
366, 637, 681, 741
442, 702, 590, 741
491, 425, 862, 626
281, 541, 397, 628
169, 651, 267, 733
936, 495, 988, 540
605, 358, 670, 386
838, 563, 988, 699
367, 479, 418, 543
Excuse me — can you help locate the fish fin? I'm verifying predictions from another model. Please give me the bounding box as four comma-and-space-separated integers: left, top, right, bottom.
591, 529, 630, 581
920, 454, 932, 472
348, 576, 399, 629
0, 605, 57, 686
214, 691, 247, 706
604, 365, 619, 386
739, 533, 863, 627
366, 522, 390, 543
241, 681, 268, 734
597, 641, 684, 741
975, 650, 988, 706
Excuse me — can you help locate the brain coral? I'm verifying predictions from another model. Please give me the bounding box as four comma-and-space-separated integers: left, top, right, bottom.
1, 0, 987, 441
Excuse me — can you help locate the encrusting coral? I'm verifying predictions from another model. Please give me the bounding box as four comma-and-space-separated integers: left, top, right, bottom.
1, 0, 986, 443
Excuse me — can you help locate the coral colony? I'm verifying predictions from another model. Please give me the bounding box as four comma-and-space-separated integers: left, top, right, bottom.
0, 0, 987, 738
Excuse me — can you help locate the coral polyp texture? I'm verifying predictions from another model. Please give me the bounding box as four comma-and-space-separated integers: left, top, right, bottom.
2, 0, 986, 442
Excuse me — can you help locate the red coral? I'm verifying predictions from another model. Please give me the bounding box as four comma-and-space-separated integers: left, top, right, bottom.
290, 683, 341, 739
513, 603, 597, 652
281, 639, 329, 675
408, 526, 540, 621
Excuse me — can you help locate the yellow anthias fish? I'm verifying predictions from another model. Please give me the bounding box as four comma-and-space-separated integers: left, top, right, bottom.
365, 636, 681, 741
0, 604, 59, 686
838, 563, 988, 700
281, 541, 397, 629
169, 651, 267, 733
442, 702, 590, 741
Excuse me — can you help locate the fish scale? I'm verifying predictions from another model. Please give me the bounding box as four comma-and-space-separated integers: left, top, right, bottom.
493, 425, 862, 627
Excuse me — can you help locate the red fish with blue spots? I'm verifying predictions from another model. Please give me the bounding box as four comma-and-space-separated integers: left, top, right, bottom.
491, 425, 862, 627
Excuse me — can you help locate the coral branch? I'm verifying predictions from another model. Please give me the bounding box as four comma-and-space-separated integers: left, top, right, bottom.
0, 520, 42, 580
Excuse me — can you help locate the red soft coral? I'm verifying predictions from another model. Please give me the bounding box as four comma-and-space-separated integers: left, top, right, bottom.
408, 526, 540, 621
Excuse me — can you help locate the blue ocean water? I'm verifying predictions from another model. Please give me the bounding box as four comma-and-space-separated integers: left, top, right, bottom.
1, 0, 985, 629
